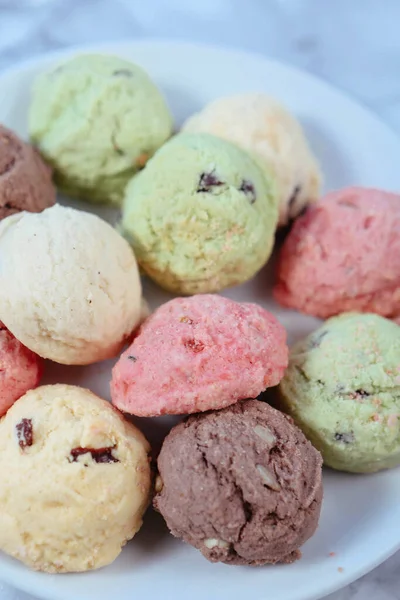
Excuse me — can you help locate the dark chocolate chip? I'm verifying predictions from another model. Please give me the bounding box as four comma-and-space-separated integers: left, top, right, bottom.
113, 69, 133, 77
197, 170, 224, 193
184, 338, 205, 353
69, 446, 119, 464
16, 419, 33, 450
334, 432, 355, 444
238, 179, 256, 204
128, 355, 137, 362
355, 389, 369, 397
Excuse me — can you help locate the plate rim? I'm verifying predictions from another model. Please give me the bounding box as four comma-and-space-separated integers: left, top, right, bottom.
1, 36, 400, 147
0, 37, 400, 600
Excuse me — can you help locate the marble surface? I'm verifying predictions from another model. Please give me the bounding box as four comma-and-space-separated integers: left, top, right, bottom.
0, 0, 399, 599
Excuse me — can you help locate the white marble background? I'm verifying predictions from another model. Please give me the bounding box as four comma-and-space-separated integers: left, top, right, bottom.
0, 1, 400, 599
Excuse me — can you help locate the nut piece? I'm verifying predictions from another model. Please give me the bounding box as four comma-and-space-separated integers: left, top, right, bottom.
254, 424, 276, 445
204, 538, 229, 549
155, 475, 164, 493
256, 464, 281, 491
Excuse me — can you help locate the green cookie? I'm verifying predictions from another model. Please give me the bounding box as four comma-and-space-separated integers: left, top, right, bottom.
278, 313, 400, 473
121, 132, 278, 294
29, 54, 173, 205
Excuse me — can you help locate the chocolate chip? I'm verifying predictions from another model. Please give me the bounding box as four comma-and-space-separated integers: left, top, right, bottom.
197, 170, 224, 193
355, 389, 369, 397
238, 179, 256, 204
184, 338, 205, 353
128, 355, 137, 362
69, 446, 119, 464
309, 330, 328, 349
113, 69, 133, 77
288, 185, 301, 210
16, 419, 33, 450
334, 432, 355, 444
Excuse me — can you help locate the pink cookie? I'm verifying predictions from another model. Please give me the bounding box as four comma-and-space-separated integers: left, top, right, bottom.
274, 187, 400, 319
0, 323, 43, 416
111, 295, 288, 416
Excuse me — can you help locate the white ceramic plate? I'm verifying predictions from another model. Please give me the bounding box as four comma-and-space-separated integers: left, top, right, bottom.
0, 40, 400, 600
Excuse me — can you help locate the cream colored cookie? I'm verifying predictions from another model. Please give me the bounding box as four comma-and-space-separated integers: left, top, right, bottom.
0, 205, 143, 365
0, 384, 151, 573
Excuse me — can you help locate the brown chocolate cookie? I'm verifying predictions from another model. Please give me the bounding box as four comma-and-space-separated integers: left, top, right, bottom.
154, 399, 323, 566
0, 124, 55, 220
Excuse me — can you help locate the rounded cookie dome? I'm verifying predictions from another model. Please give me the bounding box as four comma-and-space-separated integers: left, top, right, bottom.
29, 53, 173, 205
279, 313, 400, 473
0, 205, 143, 364
121, 133, 278, 294
154, 400, 322, 565
0, 384, 151, 572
